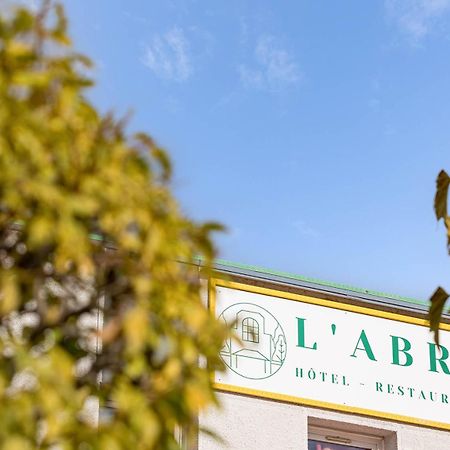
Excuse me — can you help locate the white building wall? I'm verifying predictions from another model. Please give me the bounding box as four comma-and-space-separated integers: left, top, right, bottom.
199, 392, 450, 450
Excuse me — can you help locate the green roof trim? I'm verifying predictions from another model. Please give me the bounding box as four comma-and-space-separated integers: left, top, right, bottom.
86, 239, 428, 309
211, 258, 429, 308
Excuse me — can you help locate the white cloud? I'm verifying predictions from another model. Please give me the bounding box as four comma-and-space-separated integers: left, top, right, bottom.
293, 220, 320, 238
368, 98, 381, 110
238, 36, 301, 92
164, 96, 182, 113
239, 16, 250, 45
142, 27, 192, 82
386, 0, 450, 41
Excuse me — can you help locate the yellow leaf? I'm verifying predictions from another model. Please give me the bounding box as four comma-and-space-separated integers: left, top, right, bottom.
29, 215, 54, 247
5, 41, 32, 58
0, 271, 19, 314
3, 437, 32, 450
123, 306, 148, 354
185, 382, 211, 411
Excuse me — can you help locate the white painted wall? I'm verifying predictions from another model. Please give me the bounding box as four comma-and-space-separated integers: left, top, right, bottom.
199, 392, 450, 450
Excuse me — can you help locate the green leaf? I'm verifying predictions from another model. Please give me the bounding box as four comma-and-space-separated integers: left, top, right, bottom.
202, 222, 226, 234
12, 9, 34, 33
134, 132, 172, 181
151, 146, 172, 181
51, 3, 71, 46
429, 286, 449, 345
434, 170, 450, 221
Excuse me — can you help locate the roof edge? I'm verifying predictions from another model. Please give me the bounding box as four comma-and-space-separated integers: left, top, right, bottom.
205, 258, 430, 310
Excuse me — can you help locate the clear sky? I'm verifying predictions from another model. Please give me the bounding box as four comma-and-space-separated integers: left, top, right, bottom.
62, 0, 450, 300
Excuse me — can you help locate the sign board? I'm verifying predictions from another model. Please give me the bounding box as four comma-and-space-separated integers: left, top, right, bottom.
211, 279, 450, 430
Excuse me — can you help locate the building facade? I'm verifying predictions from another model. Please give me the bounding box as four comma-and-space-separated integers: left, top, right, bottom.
197, 260, 450, 450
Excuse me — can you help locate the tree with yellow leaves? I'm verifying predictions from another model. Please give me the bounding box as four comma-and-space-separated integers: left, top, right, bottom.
0, 2, 227, 448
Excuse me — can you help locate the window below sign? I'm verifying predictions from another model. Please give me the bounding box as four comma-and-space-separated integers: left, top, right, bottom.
308, 440, 370, 450
308, 426, 384, 450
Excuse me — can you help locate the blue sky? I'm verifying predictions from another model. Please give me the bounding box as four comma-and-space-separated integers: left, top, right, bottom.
62, 0, 450, 300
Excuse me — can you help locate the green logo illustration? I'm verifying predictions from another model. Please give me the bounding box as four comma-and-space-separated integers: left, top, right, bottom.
219, 302, 287, 379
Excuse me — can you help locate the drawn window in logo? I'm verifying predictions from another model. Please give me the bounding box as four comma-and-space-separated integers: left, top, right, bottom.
242, 317, 259, 343
219, 302, 287, 380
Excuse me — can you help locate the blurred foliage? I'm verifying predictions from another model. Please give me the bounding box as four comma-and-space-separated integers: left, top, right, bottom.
0, 2, 227, 448
430, 170, 450, 344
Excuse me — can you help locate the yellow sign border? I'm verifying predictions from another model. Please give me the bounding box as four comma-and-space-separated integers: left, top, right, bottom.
210, 277, 450, 431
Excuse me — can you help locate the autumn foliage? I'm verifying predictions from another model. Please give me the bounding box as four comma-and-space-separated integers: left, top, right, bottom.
430, 170, 450, 344
0, 2, 226, 448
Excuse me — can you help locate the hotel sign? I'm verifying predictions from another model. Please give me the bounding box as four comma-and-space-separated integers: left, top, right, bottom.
211, 279, 450, 430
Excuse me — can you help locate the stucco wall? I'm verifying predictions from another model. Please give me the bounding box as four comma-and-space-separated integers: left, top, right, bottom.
198, 392, 450, 450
